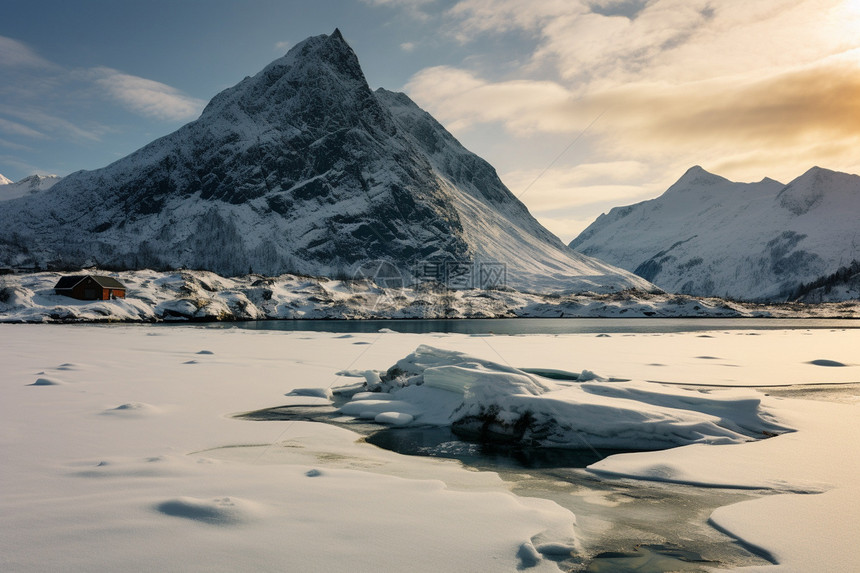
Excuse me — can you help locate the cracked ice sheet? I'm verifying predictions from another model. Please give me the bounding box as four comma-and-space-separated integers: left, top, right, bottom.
465, 330, 860, 572
588, 396, 860, 572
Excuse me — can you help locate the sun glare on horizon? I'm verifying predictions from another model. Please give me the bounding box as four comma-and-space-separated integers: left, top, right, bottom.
834, 0, 860, 48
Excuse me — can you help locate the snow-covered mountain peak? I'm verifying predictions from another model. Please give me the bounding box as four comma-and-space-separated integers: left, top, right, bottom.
0, 173, 12, 185
203, 29, 371, 106
777, 166, 860, 216
0, 31, 652, 294
666, 165, 729, 192
200, 29, 392, 145
18, 174, 61, 188
570, 166, 860, 301
0, 174, 62, 201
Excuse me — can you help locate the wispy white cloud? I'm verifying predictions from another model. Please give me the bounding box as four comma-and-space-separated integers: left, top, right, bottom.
506, 160, 650, 190
400, 42, 416, 52
532, 212, 608, 243
275, 40, 292, 52
1, 36, 204, 132
0, 117, 46, 139
0, 138, 35, 152
361, 0, 438, 21
0, 103, 104, 142
91, 67, 206, 122
442, 0, 856, 84
517, 179, 655, 213
0, 154, 44, 177
405, 66, 575, 134
0, 35, 210, 179
0, 36, 55, 69
445, 0, 573, 38
501, 162, 655, 210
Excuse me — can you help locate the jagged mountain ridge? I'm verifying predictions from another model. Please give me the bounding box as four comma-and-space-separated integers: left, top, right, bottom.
0, 174, 63, 201
569, 166, 860, 301
0, 30, 651, 294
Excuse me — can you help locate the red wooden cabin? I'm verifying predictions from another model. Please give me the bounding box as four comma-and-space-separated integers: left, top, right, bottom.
53, 275, 127, 300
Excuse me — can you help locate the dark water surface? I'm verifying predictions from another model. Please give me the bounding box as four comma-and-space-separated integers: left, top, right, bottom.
194, 317, 860, 335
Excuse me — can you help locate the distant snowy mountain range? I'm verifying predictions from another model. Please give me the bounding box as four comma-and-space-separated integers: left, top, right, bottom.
570, 166, 860, 301
0, 174, 62, 201
0, 30, 650, 295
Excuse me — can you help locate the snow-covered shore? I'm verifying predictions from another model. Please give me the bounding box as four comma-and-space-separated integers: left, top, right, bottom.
1, 324, 858, 571
2, 269, 858, 323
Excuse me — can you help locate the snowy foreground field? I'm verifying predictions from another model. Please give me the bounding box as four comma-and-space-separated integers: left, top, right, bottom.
1, 324, 859, 572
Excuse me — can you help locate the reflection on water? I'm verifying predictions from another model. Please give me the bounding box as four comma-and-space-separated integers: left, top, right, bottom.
503, 468, 767, 572
585, 545, 718, 572
239, 403, 771, 572
365, 425, 640, 470
190, 317, 860, 335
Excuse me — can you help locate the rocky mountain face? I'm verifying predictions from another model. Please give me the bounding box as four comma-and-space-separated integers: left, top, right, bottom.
569, 166, 860, 301
0, 30, 650, 294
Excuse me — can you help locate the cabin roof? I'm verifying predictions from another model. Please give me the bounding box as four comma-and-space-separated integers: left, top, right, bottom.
54, 275, 126, 290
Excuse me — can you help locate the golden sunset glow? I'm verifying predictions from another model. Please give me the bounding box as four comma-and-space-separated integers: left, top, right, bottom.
394, 0, 860, 238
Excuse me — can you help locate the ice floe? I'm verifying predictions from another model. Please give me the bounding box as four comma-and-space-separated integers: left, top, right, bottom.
334, 345, 789, 450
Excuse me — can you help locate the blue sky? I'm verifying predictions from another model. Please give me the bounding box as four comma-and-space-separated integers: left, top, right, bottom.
3, 0, 860, 240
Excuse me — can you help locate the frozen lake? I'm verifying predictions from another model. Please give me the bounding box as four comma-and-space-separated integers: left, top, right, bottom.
2, 322, 858, 572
